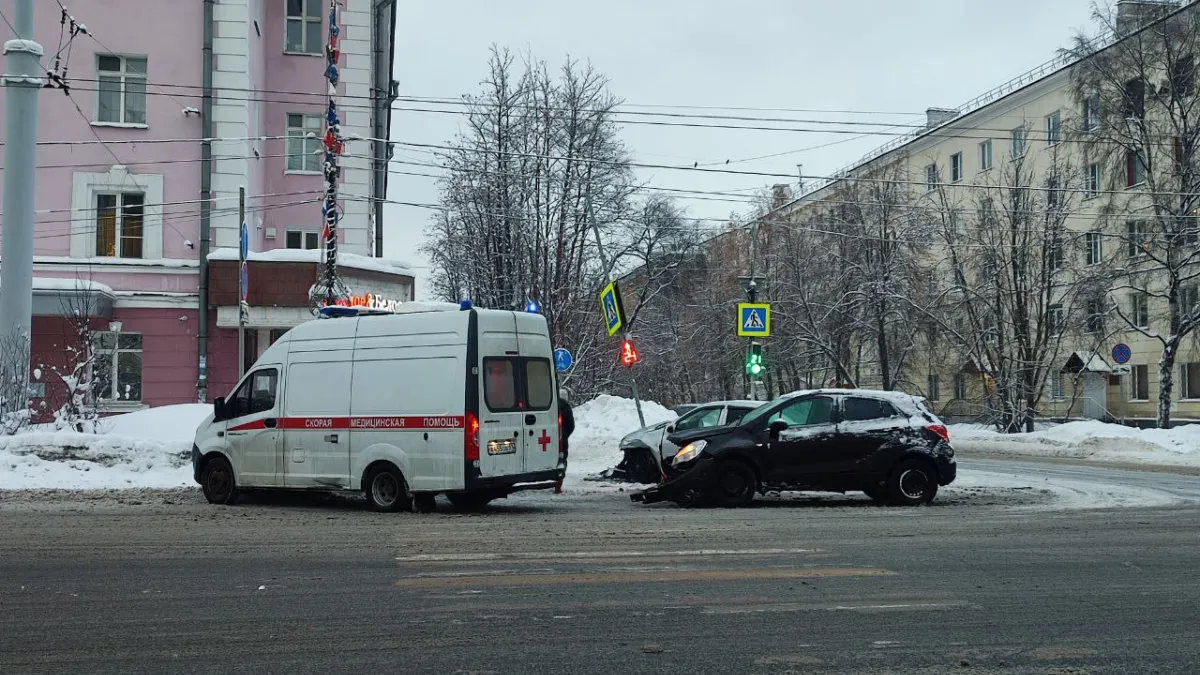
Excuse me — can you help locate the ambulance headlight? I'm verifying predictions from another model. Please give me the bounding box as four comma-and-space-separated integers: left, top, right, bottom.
672, 440, 707, 466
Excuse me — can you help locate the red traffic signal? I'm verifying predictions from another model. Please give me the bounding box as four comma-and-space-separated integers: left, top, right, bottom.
620, 339, 639, 367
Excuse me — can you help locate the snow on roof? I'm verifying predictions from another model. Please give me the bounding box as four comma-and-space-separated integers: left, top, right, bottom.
1065, 351, 1112, 373
0, 277, 115, 294
207, 247, 413, 276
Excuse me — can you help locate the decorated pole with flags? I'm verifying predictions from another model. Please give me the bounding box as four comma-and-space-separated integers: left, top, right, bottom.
310, 0, 348, 313
238, 187, 248, 378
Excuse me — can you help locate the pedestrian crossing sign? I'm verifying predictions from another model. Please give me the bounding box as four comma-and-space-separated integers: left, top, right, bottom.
737, 303, 771, 337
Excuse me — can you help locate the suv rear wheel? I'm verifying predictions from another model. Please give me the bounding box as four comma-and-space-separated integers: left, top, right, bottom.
886, 458, 938, 506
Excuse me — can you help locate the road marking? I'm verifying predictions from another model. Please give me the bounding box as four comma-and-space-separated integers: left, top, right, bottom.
394, 548, 821, 562
702, 601, 966, 615
394, 567, 888, 588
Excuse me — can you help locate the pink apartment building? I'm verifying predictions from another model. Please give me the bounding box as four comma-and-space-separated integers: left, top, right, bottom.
0, 0, 411, 418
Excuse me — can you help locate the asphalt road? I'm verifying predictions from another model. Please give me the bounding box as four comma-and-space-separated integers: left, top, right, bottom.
2, 459, 1200, 674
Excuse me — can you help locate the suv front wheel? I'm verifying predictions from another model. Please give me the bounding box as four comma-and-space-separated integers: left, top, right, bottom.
886, 459, 938, 506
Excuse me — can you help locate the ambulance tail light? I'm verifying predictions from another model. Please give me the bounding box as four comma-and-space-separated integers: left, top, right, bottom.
465, 411, 480, 462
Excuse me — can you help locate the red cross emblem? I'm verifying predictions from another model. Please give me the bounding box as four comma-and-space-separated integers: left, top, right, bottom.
537, 429, 552, 451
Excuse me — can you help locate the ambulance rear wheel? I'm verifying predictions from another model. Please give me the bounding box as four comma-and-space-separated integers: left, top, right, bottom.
365, 464, 411, 513
447, 492, 494, 512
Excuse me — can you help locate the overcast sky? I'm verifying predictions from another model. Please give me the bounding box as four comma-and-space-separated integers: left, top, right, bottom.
384, 0, 1100, 298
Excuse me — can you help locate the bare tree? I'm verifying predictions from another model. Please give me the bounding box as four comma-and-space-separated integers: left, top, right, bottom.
423, 46, 635, 396
926, 144, 1094, 432
1065, 2, 1200, 426
51, 278, 100, 433
0, 329, 33, 435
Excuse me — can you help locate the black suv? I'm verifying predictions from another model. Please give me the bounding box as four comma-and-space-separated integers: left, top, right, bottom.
630, 389, 956, 507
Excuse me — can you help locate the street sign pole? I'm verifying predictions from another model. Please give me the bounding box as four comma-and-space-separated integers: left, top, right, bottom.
585, 187, 644, 427
1112, 343, 1132, 426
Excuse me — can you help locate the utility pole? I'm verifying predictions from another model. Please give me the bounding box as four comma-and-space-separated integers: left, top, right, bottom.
0, 0, 42, 374
585, 187, 645, 428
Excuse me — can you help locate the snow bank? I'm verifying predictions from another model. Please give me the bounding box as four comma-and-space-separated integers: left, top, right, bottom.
951, 421, 1200, 468
0, 404, 212, 490
566, 395, 676, 485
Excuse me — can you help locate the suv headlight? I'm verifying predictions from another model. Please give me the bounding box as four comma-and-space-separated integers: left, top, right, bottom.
673, 440, 708, 466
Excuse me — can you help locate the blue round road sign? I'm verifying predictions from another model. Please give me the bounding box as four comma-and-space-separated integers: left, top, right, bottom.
1112, 343, 1132, 364
239, 222, 249, 260
554, 348, 573, 372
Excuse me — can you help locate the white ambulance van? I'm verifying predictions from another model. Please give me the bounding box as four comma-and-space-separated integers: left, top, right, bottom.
190, 303, 562, 512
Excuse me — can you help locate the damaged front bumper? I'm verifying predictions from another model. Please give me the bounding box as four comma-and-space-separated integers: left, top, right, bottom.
630, 456, 717, 504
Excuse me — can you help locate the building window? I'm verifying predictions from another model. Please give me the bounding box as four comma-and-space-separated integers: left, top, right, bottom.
979, 139, 993, 171
1171, 54, 1196, 97
1046, 110, 1062, 146
926, 373, 940, 401
285, 0, 323, 54
1085, 231, 1103, 266
285, 230, 320, 250
950, 209, 964, 234
954, 374, 967, 400
1126, 148, 1148, 186
1127, 220, 1150, 258
92, 332, 143, 403
1182, 362, 1200, 399
1083, 94, 1101, 131
96, 54, 147, 125
924, 163, 938, 192
1085, 162, 1101, 198
1048, 303, 1065, 335
286, 113, 323, 172
1086, 299, 1105, 333
1051, 373, 1065, 400
1123, 78, 1146, 119
1049, 240, 1065, 271
1131, 364, 1150, 401
950, 152, 963, 183
95, 192, 145, 258
1181, 284, 1199, 317
1131, 292, 1150, 328
1011, 127, 1027, 158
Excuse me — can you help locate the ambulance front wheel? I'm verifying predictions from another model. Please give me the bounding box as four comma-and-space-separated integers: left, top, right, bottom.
364, 463, 412, 513
200, 456, 239, 505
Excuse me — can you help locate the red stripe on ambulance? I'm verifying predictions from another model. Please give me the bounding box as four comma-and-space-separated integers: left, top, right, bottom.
229, 416, 464, 432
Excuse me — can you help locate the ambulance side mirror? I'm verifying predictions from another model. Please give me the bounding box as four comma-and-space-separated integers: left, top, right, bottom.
213, 397, 227, 422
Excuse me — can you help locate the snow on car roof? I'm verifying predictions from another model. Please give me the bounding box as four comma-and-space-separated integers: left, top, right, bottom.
779, 388, 927, 405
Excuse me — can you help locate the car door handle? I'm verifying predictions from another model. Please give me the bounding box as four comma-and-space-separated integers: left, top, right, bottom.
324, 434, 338, 443
524, 414, 536, 425
263, 418, 277, 429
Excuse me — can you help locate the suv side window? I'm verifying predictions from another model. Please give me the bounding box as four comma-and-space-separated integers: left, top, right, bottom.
228, 368, 278, 419
724, 406, 753, 425
770, 396, 834, 428
842, 397, 900, 422
675, 406, 722, 431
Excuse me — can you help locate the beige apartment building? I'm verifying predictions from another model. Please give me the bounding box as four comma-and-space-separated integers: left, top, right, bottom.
758, 0, 1200, 425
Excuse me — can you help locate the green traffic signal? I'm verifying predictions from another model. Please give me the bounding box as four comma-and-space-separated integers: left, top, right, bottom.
747, 342, 763, 376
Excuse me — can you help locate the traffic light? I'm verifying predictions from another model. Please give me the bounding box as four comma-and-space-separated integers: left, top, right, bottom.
620, 339, 639, 367
747, 342, 763, 376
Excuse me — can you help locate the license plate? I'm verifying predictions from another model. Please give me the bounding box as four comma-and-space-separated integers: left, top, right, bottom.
487, 439, 516, 455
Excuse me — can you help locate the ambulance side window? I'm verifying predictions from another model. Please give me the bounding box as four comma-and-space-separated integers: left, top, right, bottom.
228, 368, 278, 419
483, 358, 518, 411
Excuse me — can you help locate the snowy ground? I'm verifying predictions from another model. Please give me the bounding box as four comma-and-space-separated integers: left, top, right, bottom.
950, 421, 1200, 469
2, 396, 1199, 515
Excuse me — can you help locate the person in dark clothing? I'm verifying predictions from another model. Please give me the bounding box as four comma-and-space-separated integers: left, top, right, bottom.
556, 390, 575, 494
